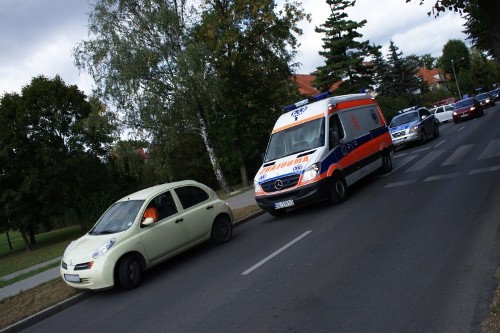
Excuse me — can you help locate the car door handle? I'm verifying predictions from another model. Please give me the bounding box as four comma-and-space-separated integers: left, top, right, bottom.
175, 218, 183, 224
206, 205, 214, 210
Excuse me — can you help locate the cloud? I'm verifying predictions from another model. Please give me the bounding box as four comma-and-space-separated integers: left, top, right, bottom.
295, 0, 468, 73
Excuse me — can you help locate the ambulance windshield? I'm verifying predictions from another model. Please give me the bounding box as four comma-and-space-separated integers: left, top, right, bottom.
264, 118, 325, 162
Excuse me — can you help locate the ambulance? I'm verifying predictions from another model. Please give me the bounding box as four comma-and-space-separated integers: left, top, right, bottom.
254, 92, 394, 216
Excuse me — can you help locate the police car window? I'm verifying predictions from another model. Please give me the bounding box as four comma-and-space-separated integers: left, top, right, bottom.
174, 185, 209, 210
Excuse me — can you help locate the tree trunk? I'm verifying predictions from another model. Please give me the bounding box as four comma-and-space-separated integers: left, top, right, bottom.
197, 110, 233, 193
6, 231, 13, 250
237, 148, 249, 187
478, 0, 500, 63
20, 229, 32, 252
74, 207, 88, 233
28, 226, 36, 245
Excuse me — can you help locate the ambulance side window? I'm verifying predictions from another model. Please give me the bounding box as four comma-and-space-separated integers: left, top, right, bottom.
329, 114, 344, 150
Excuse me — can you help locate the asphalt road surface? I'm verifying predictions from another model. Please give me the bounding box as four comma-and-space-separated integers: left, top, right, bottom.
23, 104, 500, 333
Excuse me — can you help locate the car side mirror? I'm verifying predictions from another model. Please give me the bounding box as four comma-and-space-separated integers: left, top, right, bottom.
142, 217, 155, 226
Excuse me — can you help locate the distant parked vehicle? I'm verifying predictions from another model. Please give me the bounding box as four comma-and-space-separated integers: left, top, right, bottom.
475, 92, 495, 108
489, 88, 500, 101
452, 98, 484, 123
430, 104, 454, 123
389, 106, 440, 147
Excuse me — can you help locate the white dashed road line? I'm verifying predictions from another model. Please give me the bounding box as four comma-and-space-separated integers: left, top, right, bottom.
241, 231, 312, 275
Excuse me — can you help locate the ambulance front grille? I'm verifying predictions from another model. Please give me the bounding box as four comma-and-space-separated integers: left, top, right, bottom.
261, 174, 300, 193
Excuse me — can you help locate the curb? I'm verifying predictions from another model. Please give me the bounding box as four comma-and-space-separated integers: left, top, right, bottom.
0, 290, 90, 333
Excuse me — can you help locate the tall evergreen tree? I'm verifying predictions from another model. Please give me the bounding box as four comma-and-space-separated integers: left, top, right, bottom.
376, 41, 426, 97
313, 0, 378, 93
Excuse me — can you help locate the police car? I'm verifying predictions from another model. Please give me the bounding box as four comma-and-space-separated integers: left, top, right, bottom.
389, 106, 440, 147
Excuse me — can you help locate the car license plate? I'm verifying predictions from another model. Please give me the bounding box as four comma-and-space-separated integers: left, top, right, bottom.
461, 113, 468, 118
64, 274, 80, 283
275, 200, 294, 209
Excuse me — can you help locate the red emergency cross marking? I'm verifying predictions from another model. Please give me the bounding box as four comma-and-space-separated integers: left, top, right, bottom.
350, 114, 361, 131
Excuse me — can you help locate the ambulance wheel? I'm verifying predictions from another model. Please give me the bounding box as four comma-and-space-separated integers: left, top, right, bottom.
329, 175, 347, 204
269, 209, 286, 217
380, 151, 392, 173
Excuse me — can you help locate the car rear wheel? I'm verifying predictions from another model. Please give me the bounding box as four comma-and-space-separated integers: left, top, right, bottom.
328, 174, 347, 204
211, 215, 232, 244
118, 255, 142, 290
433, 123, 440, 138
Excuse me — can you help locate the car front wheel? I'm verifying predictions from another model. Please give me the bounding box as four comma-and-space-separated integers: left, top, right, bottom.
118, 255, 142, 290
419, 130, 427, 144
328, 174, 347, 204
211, 215, 232, 244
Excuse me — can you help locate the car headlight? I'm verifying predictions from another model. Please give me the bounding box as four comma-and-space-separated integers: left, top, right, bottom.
92, 238, 116, 259
409, 125, 419, 133
302, 163, 320, 182
254, 180, 263, 193
471, 106, 476, 111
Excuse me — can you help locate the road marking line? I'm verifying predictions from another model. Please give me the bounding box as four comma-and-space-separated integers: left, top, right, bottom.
406, 150, 444, 172
380, 155, 418, 177
441, 144, 474, 166
479, 139, 500, 160
241, 231, 312, 275
434, 140, 446, 148
424, 173, 458, 181
384, 179, 417, 188
469, 165, 500, 175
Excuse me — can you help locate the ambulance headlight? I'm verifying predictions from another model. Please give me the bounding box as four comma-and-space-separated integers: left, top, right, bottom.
254, 180, 262, 193
302, 163, 320, 182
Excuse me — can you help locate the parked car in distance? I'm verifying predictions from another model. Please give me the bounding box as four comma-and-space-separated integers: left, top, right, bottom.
475, 92, 495, 108
453, 97, 484, 123
389, 106, 440, 147
489, 88, 500, 101
430, 104, 454, 123
60, 181, 233, 290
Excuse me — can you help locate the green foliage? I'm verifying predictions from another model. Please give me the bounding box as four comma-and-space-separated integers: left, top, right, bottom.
375, 41, 427, 97
0, 76, 116, 242
313, 0, 377, 93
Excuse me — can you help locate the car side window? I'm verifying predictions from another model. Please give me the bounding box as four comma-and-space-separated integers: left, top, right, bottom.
174, 186, 209, 210
328, 114, 344, 150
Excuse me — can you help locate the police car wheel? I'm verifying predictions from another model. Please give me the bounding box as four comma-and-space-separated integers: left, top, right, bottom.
329, 175, 347, 204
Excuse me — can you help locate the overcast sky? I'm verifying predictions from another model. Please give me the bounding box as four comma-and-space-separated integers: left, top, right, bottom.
0, 0, 468, 96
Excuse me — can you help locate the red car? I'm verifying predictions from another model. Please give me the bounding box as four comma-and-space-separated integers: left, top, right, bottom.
453, 97, 484, 123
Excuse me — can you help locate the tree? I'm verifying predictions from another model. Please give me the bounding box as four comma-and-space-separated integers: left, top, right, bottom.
419, 53, 436, 69
75, 0, 239, 193
410, 0, 500, 63
194, 0, 308, 187
439, 39, 470, 75
313, 0, 378, 93
0, 76, 115, 247
376, 41, 427, 97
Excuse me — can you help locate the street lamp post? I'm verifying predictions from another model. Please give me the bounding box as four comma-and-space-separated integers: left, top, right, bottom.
451, 59, 462, 100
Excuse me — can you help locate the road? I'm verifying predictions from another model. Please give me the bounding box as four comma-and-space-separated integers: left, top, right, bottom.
23, 104, 500, 332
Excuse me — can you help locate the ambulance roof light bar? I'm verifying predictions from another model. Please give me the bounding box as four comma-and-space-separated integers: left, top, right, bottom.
283, 91, 333, 112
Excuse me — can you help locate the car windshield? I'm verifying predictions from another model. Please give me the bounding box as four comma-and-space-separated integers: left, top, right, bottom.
454, 99, 474, 109
264, 118, 325, 162
476, 93, 489, 100
89, 200, 144, 235
390, 111, 419, 127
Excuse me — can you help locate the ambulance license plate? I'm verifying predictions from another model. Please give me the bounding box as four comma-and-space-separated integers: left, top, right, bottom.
64, 274, 81, 283
275, 200, 294, 209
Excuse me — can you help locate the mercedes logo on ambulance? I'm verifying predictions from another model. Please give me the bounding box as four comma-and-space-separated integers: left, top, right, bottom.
274, 179, 284, 190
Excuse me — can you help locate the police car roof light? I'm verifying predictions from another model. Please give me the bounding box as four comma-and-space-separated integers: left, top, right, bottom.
283, 91, 333, 112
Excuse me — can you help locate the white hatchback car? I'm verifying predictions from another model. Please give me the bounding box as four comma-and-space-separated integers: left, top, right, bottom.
60, 181, 233, 290
430, 104, 454, 123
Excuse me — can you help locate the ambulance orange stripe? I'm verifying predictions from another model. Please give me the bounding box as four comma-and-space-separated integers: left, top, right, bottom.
272, 113, 324, 134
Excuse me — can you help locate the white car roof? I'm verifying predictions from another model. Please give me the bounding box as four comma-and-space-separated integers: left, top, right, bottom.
116, 180, 207, 202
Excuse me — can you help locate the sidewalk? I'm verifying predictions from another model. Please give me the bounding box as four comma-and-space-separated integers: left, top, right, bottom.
0, 189, 260, 301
